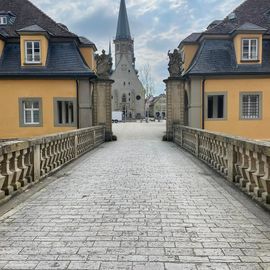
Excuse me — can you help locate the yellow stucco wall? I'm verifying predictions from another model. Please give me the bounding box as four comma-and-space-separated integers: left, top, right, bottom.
233, 34, 263, 64
0, 80, 77, 139
204, 78, 270, 140
80, 47, 96, 71
0, 40, 4, 58
20, 35, 49, 66
182, 44, 199, 71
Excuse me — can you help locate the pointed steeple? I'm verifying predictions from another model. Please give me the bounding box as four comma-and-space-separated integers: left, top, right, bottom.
116, 0, 131, 40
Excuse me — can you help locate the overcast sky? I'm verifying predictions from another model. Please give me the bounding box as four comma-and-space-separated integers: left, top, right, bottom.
32, 0, 244, 95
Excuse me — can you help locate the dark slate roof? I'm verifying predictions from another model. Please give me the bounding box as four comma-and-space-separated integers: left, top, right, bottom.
0, 42, 95, 77
235, 22, 267, 32
179, 33, 201, 47
116, 0, 131, 40
0, 0, 75, 37
205, 0, 270, 35
187, 39, 270, 76
79, 36, 97, 50
17, 24, 47, 33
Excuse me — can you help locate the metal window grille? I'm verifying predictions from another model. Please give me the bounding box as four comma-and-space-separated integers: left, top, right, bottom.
242, 94, 260, 119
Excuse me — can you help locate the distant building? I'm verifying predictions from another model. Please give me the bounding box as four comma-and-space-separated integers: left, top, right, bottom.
169, 0, 270, 140
0, 0, 99, 139
110, 0, 145, 120
149, 94, 166, 119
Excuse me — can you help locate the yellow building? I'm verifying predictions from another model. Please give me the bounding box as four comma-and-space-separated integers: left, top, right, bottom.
0, 0, 98, 139
178, 0, 270, 140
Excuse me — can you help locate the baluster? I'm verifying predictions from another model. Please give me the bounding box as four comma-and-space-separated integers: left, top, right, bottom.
0, 156, 6, 200
239, 147, 249, 188
252, 152, 265, 198
40, 144, 46, 177
234, 146, 242, 183
2, 153, 14, 195
260, 155, 270, 204
10, 151, 22, 191
245, 149, 257, 193
17, 149, 28, 187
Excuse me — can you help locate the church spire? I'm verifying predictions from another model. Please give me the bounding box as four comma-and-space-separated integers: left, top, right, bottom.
116, 0, 131, 40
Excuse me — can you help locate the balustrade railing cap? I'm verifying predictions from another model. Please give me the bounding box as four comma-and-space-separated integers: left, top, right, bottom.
175, 124, 270, 155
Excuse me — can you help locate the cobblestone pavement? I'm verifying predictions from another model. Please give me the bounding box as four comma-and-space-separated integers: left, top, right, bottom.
0, 122, 270, 270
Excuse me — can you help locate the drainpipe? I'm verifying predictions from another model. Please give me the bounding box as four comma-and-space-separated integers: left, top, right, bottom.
202, 79, 205, 130
76, 80, 80, 129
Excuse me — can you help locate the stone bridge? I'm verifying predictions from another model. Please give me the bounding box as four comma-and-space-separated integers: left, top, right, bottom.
0, 123, 270, 270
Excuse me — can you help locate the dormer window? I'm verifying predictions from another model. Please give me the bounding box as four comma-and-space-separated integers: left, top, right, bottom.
25, 41, 41, 64
0, 16, 7, 25
242, 38, 258, 61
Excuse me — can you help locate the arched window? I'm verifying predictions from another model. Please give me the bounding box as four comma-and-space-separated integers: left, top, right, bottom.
122, 94, 127, 103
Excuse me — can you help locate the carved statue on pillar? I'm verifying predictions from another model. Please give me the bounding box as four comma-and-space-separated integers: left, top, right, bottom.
95, 50, 112, 79
168, 49, 183, 77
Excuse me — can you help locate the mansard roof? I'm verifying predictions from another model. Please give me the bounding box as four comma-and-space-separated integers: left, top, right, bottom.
205, 0, 270, 35
0, 42, 94, 78
0, 0, 76, 38
188, 39, 270, 76
116, 0, 131, 40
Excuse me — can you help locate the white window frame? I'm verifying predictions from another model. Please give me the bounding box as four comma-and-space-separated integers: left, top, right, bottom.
241, 38, 259, 61
0, 16, 7, 25
23, 100, 40, 125
25, 41, 41, 64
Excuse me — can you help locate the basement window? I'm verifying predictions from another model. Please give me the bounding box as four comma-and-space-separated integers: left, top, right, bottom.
54, 98, 76, 127
207, 94, 226, 120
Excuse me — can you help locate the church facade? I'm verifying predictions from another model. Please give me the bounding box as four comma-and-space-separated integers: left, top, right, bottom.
111, 0, 145, 120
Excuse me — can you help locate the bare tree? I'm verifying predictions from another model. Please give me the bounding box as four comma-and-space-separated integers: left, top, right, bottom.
139, 63, 155, 97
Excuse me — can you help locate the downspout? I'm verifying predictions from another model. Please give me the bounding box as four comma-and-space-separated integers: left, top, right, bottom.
76, 80, 80, 129
202, 79, 205, 130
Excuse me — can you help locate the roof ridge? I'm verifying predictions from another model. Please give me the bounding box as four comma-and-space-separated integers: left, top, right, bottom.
25, 0, 77, 37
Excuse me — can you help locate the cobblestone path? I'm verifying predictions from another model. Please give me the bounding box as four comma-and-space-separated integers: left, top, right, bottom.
0, 122, 270, 270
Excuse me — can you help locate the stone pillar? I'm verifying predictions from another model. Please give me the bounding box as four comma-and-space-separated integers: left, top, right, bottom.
77, 79, 93, 128
164, 77, 185, 141
93, 78, 114, 141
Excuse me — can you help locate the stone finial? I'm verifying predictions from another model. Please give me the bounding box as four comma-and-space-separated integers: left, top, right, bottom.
168, 49, 183, 78
95, 50, 112, 79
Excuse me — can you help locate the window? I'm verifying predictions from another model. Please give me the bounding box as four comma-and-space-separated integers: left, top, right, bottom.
122, 94, 127, 103
19, 98, 42, 127
25, 41, 41, 64
206, 94, 226, 120
54, 99, 76, 126
242, 39, 258, 61
136, 95, 141, 101
240, 93, 262, 120
0, 16, 7, 25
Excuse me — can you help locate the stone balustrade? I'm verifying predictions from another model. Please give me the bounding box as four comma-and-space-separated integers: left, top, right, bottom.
174, 125, 270, 205
0, 126, 105, 202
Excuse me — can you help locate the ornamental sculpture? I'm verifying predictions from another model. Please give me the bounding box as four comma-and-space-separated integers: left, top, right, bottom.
95, 50, 112, 79
168, 49, 183, 77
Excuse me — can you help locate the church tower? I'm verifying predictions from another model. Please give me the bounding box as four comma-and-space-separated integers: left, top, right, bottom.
111, 0, 145, 120
114, 0, 135, 68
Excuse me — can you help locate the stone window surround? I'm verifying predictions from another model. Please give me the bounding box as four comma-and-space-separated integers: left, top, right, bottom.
205, 92, 227, 121
240, 91, 262, 120
53, 97, 77, 127
19, 97, 43, 127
